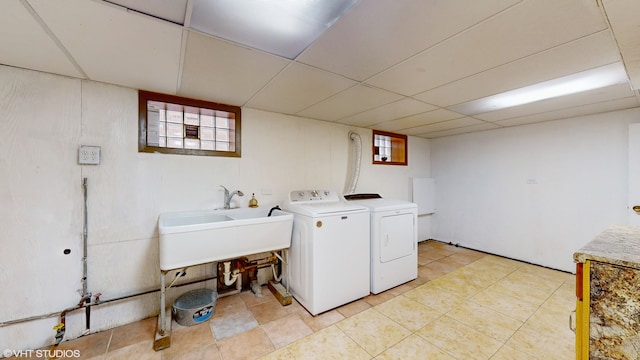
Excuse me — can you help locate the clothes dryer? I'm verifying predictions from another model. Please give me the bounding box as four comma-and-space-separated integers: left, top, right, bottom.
344, 194, 418, 294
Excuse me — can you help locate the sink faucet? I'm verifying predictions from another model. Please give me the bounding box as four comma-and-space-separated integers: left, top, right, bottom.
221, 185, 244, 209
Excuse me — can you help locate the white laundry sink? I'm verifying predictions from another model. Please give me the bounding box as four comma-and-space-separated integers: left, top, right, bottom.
158, 207, 293, 270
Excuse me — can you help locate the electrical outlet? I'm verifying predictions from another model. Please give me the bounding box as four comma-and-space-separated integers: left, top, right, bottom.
79, 145, 101, 165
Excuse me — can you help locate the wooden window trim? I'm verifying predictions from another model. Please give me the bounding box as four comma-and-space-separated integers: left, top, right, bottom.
372, 129, 407, 165
138, 90, 241, 157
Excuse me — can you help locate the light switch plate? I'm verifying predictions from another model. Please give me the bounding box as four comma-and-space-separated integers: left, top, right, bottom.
79, 145, 101, 165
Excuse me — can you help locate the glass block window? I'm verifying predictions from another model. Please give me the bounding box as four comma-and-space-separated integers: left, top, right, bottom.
139, 91, 241, 157
373, 130, 407, 165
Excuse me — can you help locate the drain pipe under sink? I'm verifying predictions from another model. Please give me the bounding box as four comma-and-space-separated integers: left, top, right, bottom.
222, 261, 240, 286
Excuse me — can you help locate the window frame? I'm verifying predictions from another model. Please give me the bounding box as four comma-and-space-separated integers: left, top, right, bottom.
138, 90, 241, 157
372, 129, 407, 166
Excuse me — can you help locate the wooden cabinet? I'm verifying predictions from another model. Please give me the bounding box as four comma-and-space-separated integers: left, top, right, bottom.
574, 226, 640, 360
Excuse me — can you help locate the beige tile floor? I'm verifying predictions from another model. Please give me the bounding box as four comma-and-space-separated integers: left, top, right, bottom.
42, 241, 576, 359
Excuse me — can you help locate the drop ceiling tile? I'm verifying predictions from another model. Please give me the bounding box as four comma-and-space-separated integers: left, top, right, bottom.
246, 62, 356, 115
415, 30, 622, 107
297, 0, 521, 81
366, 0, 608, 96
337, 98, 437, 127
0, 1, 83, 78
402, 117, 487, 135
297, 84, 403, 121
180, 31, 289, 106
420, 122, 502, 138
475, 83, 635, 122
30, 0, 183, 94
494, 96, 639, 127
105, 0, 188, 24
372, 108, 465, 131
602, 0, 640, 89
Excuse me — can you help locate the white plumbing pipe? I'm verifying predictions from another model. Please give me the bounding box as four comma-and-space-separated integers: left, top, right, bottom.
345, 131, 362, 194
223, 261, 239, 286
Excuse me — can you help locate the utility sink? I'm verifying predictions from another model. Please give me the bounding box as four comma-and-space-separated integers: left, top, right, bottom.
158, 207, 293, 270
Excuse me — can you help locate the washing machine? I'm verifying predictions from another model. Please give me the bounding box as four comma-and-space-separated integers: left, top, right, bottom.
283, 190, 370, 315
344, 194, 418, 294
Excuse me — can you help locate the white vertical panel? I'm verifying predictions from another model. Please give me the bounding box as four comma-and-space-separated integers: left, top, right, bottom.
412, 178, 436, 215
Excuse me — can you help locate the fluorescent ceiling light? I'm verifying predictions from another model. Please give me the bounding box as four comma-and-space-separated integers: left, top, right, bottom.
190, 0, 358, 59
448, 62, 630, 115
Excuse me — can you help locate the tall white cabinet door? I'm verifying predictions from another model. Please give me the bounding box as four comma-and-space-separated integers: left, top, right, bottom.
629, 123, 640, 226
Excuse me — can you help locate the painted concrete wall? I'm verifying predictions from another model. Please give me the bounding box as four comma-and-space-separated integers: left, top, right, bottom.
0, 65, 430, 352
431, 108, 640, 272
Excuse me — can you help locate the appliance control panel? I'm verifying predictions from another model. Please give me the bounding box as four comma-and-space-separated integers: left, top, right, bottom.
289, 189, 338, 203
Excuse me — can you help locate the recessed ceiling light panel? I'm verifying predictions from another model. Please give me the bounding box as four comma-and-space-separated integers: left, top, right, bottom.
190, 0, 358, 59
449, 62, 630, 115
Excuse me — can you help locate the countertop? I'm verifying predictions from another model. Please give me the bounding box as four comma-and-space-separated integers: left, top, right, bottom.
574, 225, 640, 269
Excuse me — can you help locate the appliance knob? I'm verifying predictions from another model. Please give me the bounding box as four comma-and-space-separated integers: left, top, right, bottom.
311, 190, 319, 197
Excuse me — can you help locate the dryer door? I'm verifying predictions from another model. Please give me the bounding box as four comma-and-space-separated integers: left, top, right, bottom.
379, 213, 415, 262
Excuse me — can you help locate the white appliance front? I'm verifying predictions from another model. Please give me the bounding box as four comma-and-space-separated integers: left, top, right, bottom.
285, 190, 370, 315
372, 209, 417, 293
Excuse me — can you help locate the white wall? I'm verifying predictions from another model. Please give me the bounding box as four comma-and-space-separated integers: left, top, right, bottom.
0, 65, 430, 352
431, 108, 640, 272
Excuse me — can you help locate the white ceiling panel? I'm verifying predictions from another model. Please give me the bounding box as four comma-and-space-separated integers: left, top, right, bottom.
372, 108, 464, 132
403, 117, 487, 136
494, 97, 640, 127
246, 62, 356, 115
602, 0, 640, 90
105, 0, 188, 24
2, 0, 638, 139
30, 0, 183, 94
415, 30, 622, 107
180, 32, 289, 106
476, 83, 635, 122
422, 122, 503, 138
0, 1, 83, 78
297, 84, 403, 121
337, 98, 437, 127
366, 0, 609, 96
298, 0, 522, 81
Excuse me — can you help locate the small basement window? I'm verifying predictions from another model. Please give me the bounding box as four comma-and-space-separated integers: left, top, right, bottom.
139, 90, 241, 157
373, 130, 407, 165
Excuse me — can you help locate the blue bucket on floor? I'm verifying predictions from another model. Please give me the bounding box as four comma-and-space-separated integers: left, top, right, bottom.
172, 289, 217, 326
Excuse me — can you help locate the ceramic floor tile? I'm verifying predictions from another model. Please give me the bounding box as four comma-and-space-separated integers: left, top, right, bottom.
504, 269, 565, 293
285, 325, 369, 360
107, 317, 156, 353
241, 288, 277, 308
374, 295, 441, 331
164, 322, 215, 359
423, 259, 463, 274
403, 283, 465, 313
336, 299, 371, 318
490, 344, 540, 360
298, 309, 344, 332
363, 291, 395, 306
104, 340, 164, 360
375, 334, 455, 360
261, 313, 313, 349
210, 309, 258, 340
417, 264, 448, 281
384, 282, 415, 296
416, 315, 503, 360
488, 278, 554, 306
258, 347, 295, 360
505, 321, 574, 360
336, 308, 411, 356
447, 301, 523, 342
212, 293, 248, 318
217, 327, 275, 360
470, 287, 540, 322
248, 300, 290, 325
428, 273, 486, 298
